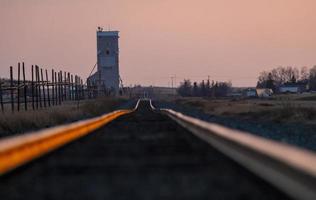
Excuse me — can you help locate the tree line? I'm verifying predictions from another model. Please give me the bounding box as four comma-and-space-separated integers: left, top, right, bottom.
257, 66, 316, 91
178, 79, 232, 97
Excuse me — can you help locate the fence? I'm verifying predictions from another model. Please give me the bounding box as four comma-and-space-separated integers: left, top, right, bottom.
0, 62, 85, 113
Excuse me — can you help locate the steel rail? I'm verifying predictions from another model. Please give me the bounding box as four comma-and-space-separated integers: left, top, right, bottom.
149, 100, 316, 200
0, 99, 140, 175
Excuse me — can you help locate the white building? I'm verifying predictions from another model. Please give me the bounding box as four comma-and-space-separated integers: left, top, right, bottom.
279, 83, 307, 94
243, 88, 257, 97
256, 88, 273, 98
279, 86, 299, 93
88, 29, 120, 95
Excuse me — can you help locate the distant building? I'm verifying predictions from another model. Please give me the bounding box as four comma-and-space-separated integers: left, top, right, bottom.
151, 87, 177, 97
88, 28, 120, 95
228, 87, 243, 98
127, 86, 177, 98
243, 88, 257, 97
278, 83, 308, 93
256, 88, 273, 98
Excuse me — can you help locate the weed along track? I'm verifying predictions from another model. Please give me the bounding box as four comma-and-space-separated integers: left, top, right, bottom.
0, 100, 292, 199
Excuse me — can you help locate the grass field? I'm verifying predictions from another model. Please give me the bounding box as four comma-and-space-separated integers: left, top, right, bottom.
0, 97, 129, 138
169, 94, 316, 125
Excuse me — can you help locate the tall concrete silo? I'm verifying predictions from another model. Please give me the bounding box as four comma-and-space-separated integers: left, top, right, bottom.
88, 28, 120, 95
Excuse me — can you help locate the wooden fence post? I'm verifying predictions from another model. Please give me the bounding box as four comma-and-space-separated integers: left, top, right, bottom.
79, 77, 81, 99
60, 71, 62, 104
35, 66, 38, 109
52, 69, 55, 106
35, 66, 39, 109
32, 65, 35, 110
59, 71, 61, 102
10, 66, 14, 113
75, 76, 78, 100
40, 68, 46, 107
78, 77, 81, 99
54, 71, 58, 105
81, 79, 84, 100
34, 66, 37, 109
23, 62, 27, 111
58, 71, 61, 105
46, 69, 51, 107
77, 76, 79, 100
60, 71, 63, 104
17, 63, 20, 111
0, 78, 3, 112
57, 71, 59, 104
68, 72, 71, 100
80, 77, 82, 99
71, 74, 74, 101
60, 71, 63, 102
54, 71, 56, 105
64, 71, 67, 101
79, 77, 81, 100
74, 76, 76, 100
37, 66, 42, 108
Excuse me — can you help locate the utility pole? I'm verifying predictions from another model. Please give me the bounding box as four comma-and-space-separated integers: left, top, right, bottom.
170, 75, 177, 88
174, 74, 177, 88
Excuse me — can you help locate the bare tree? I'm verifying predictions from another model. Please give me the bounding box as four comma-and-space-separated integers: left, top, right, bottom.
258, 66, 301, 89
193, 82, 199, 96
300, 66, 309, 81
284, 66, 299, 83
177, 79, 231, 97
309, 66, 316, 91
257, 71, 269, 88
178, 79, 192, 96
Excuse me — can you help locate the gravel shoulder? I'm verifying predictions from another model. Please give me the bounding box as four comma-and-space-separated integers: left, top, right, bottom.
154, 100, 316, 152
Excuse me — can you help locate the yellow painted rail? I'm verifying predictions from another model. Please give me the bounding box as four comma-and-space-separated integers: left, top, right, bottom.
0, 109, 133, 175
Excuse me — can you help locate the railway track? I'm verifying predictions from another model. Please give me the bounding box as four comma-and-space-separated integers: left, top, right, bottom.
0, 100, 315, 199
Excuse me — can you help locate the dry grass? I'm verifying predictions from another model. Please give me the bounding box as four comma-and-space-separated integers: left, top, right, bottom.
171, 96, 316, 124
0, 97, 128, 138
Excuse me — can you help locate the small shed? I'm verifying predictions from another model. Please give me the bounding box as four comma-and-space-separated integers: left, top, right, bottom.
243, 88, 257, 97
279, 83, 307, 93
279, 86, 299, 93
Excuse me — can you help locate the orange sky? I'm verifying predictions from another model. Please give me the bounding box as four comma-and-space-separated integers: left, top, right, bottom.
1, 0, 316, 87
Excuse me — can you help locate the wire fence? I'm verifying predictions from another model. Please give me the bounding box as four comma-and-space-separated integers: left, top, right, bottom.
0, 62, 85, 113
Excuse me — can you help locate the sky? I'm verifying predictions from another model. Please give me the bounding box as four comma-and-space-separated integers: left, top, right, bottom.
1, 0, 316, 87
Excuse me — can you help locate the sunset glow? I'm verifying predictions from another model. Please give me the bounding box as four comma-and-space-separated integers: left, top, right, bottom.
1, 0, 316, 86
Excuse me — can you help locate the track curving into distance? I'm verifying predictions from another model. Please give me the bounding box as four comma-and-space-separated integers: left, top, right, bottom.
0, 100, 290, 199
